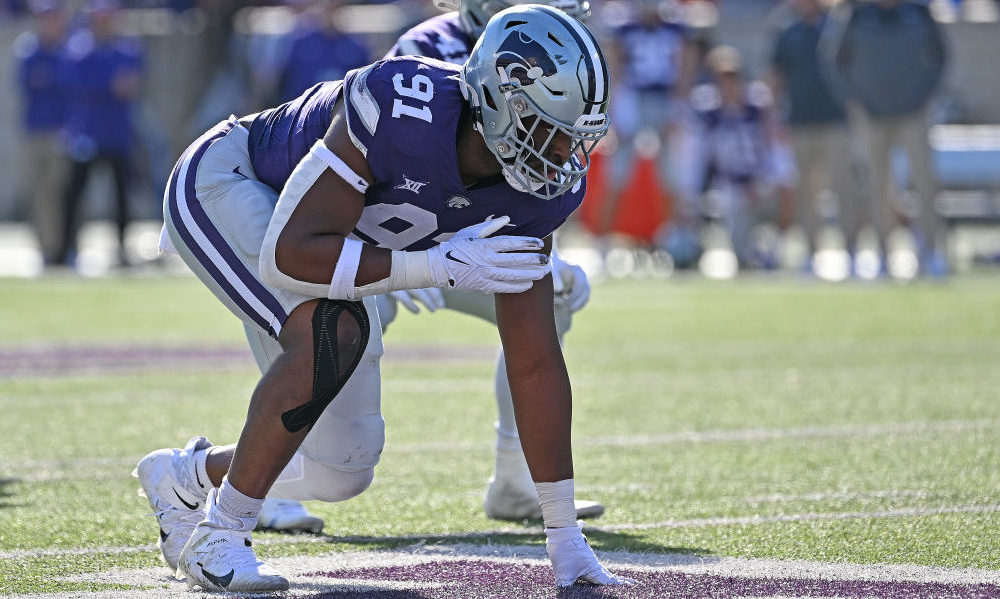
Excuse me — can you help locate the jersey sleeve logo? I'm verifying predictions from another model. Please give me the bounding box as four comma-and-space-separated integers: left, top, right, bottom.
394, 175, 429, 194
446, 195, 471, 209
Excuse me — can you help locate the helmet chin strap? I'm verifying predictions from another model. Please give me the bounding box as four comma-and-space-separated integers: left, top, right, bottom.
502, 166, 545, 196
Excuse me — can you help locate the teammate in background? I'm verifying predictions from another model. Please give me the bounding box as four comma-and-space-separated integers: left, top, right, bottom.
597, 0, 697, 261
14, 0, 70, 269
137, 5, 632, 592
690, 46, 792, 269
384, 0, 602, 522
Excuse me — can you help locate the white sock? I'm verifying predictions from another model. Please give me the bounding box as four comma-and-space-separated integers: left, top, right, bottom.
204, 477, 263, 532
494, 422, 522, 454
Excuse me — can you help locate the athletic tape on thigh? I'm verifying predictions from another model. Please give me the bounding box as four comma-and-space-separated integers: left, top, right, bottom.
281, 299, 370, 433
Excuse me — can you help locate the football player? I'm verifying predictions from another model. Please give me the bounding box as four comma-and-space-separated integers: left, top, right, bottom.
136, 5, 632, 592
384, 0, 603, 523
690, 45, 794, 269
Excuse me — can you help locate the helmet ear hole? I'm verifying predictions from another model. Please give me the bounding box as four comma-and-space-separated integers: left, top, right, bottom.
481, 86, 498, 111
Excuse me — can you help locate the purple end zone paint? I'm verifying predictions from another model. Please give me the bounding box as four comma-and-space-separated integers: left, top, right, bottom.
0, 344, 496, 377
300, 560, 1000, 599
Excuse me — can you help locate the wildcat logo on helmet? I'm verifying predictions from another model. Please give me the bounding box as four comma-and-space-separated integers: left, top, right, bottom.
496, 32, 558, 87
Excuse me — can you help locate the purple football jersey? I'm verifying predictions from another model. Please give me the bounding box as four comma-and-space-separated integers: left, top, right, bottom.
246, 56, 584, 252
384, 12, 472, 65
247, 80, 343, 193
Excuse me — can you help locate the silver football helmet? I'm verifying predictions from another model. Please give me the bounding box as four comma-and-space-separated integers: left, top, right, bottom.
460, 4, 610, 200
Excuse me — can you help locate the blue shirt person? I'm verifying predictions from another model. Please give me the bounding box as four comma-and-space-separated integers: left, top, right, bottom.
275, 0, 370, 102
57, 0, 145, 268
14, 0, 71, 266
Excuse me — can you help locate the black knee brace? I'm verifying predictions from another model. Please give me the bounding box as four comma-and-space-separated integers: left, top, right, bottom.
281, 299, 370, 433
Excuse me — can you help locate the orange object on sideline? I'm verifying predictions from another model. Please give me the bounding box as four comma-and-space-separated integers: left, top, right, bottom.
580, 152, 670, 243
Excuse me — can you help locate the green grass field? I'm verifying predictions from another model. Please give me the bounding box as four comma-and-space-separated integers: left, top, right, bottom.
1, 273, 999, 595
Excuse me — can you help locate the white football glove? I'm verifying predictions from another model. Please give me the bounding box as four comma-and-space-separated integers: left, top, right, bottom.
426, 216, 549, 295
389, 287, 446, 314
545, 524, 636, 587
550, 255, 590, 313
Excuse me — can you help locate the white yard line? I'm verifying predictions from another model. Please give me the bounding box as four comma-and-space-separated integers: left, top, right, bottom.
389, 417, 999, 452
594, 503, 1000, 532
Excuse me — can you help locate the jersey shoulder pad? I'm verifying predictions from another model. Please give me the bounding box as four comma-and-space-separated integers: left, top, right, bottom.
343, 57, 462, 178
386, 13, 470, 65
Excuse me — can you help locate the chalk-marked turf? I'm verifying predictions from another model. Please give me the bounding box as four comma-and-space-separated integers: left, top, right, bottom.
7, 418, 995, 480
8, 542, 1000, 599
595, 503, 1000, 532
393, 418, 999, 452
3, 503, 999, 562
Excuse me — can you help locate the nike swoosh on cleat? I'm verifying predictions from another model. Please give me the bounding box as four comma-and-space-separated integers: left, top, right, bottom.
201, 567, 235, 588
173, 488, 199, 510
232, 166, 246, 178
445, 250, 469, 266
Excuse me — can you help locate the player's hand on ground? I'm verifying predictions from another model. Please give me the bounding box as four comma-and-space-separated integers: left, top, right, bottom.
427, 216, 549, 294
551, 256, 590, 313
389, 288, 445, 314
545, 524, 636, 587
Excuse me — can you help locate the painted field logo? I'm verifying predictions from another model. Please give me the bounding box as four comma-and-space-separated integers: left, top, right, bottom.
301, 559, 1000, 599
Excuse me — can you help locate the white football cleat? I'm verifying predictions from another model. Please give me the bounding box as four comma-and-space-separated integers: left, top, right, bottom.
484, 448, 605, 521
257, 498, 324, 534
178, 524, 289, 592
133, 436, 212, 571
484, 476, 605, 521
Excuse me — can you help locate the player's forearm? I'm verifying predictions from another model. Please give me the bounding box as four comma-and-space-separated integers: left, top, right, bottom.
508, 356, 574, 483
274, 233, 391, 288
495, 279, 574, 482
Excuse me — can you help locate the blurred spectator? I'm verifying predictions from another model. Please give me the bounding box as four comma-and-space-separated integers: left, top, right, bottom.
57, 0, 144, 268
828, 0, 948, 273
598, 0, 697, 242
769, 0, 853, 260
1, 0, 28, 15
14, 0, 70, 267
274, 0, 370, 103
692, 46, 788, 268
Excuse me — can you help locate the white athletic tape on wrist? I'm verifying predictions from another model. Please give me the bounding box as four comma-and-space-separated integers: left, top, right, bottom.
327, 238, 364, 300
535, 479, 577, 529
331, 248, 438, 300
